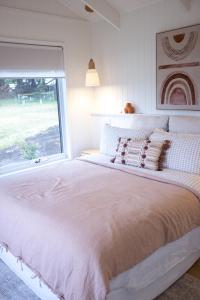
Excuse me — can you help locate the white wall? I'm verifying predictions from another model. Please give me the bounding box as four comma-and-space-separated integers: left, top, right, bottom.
1, 1, 200, 155
0, 6, 93, 157
92, 0, 200, 116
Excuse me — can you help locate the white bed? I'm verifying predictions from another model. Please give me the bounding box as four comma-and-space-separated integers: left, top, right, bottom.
1, 211, 200, 300
1, 114, 200, 300
1, 153, 200, 300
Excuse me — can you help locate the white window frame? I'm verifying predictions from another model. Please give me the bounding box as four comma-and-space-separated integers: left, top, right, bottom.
0, 38, 69, 176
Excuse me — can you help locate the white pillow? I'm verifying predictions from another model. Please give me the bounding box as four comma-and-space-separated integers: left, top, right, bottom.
100, 124, 152, 156
169, 116, 200, 134
150, 129, 200, 174
128, 115, 169, 131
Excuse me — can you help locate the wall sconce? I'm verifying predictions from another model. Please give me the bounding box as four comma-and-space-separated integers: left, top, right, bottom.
85, 58, 100, 87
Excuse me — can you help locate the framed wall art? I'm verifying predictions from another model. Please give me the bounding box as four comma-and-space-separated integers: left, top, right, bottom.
156, 24, 200, 110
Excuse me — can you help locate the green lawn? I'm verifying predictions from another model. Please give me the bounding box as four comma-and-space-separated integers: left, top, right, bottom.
0, 99, 59, 150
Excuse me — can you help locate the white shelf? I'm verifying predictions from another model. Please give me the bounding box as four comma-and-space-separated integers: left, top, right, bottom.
91, 113, 169, 118
91, 113, 143, 117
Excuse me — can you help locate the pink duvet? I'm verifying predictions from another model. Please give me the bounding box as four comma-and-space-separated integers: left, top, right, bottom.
0, 159, 200, 300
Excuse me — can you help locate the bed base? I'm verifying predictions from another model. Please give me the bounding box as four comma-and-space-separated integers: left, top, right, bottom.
107, 251, 200, 300
1, 246, 200, 300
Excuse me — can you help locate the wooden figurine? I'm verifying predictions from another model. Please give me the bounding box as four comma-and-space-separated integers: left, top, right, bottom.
124, 102, 135, 114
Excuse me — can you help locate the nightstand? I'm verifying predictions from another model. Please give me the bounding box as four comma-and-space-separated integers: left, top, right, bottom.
81, 149, 100, 156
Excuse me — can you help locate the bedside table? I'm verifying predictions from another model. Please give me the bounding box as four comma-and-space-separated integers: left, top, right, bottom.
81, 149, 100, 156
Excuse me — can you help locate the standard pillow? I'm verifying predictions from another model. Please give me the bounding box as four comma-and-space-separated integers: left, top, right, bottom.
112, 137, 165, 171
128, 115, 169, 131
100, 124, 152, 156
150, 129, 200, 174
169, 116, 200, 134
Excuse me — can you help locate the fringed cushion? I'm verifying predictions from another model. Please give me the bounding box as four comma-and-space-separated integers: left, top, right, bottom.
112, 138, 166, 171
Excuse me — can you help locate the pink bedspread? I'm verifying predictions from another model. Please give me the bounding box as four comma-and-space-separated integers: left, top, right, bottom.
0, 159, 200, 300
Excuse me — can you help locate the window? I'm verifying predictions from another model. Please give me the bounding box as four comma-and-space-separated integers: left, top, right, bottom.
0, 42, 67, 174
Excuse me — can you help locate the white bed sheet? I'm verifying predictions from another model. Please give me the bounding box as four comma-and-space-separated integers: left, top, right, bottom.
80, 153, 200, 196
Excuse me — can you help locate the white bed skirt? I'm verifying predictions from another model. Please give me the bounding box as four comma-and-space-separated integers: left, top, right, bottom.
1, 227, 200, 300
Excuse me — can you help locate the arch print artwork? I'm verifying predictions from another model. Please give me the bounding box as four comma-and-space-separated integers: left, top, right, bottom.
156, 24, 200, 110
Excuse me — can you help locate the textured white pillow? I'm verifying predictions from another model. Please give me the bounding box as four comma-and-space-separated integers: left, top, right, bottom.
150, 129, 200, 174
100, 124, 152, 156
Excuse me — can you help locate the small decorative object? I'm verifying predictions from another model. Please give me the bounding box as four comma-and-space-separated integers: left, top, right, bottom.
124, 102, 135, 113
157, 24, 200, 110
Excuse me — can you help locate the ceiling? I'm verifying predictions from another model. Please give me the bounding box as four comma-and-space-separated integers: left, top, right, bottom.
0, 0, 86, 20
0, 0, 188, 28
0, 0, 165, 19
107, 0, 164, 13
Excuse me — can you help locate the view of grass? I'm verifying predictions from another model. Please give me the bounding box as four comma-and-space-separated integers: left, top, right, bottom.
0, 99, 59, 150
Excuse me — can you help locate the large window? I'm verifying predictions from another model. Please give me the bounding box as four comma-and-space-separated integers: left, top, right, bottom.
0, 78, 63, 170
0, 42, 66, 174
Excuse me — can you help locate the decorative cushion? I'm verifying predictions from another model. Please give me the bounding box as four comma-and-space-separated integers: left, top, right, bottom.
100, 124, 152, 156
150, 129, 200, 174
112, 138, 166, 171
169, 116, 200, 134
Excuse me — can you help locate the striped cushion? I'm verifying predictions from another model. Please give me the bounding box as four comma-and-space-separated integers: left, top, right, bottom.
150, 129, 200, 174
112, 138, 165, 171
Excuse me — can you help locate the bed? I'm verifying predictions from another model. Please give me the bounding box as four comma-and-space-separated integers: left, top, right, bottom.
0, 115, 200, 300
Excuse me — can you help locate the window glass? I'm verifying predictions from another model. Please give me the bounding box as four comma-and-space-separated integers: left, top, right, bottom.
0, 78, 62, 170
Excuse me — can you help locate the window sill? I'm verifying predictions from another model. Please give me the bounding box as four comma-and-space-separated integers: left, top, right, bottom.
0, 154, 68, 177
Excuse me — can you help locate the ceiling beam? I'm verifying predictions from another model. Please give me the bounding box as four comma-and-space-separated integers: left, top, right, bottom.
81, 0, 120, 30
57, 0, 88, 20
179, 0, 192, 10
